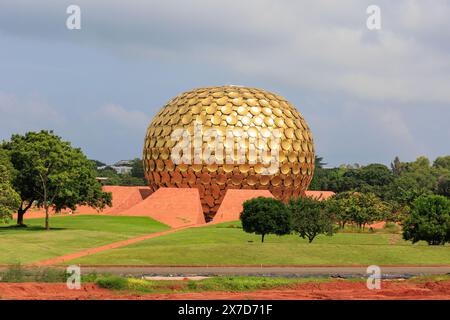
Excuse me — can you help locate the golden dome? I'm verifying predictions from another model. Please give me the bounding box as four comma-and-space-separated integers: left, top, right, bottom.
143, 86, 315, 220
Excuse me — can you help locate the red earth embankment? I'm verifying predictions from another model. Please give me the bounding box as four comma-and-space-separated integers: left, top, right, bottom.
1, 279, 449, 300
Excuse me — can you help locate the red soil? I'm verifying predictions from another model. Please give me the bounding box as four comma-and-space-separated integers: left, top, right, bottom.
304, 190, 336, 200
1, 280, 449, 300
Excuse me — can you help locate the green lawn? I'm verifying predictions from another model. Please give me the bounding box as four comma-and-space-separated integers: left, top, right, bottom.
0, 215, 169, 264
72, 221, 450, 266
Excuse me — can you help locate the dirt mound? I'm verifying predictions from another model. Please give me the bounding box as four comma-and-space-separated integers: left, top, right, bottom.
212, 189, 274, 223
117, 187, 205, 227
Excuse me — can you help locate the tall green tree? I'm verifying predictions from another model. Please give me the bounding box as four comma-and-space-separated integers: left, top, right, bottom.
240, 197, 291, 243
289, 197, 334, 243
2, 130, 112, 229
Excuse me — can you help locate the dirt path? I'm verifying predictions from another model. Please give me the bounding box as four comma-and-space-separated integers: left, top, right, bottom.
1, 280, 449, 300
32, 225, 197, 266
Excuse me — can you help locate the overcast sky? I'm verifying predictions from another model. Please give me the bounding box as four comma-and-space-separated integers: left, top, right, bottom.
0, 0, 449, 166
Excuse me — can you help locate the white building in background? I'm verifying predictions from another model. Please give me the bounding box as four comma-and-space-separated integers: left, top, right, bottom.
97, 160, 134, 175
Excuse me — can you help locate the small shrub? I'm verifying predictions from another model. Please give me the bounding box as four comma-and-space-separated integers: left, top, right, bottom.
95, 276, 128, 290
1, 263, 26, 282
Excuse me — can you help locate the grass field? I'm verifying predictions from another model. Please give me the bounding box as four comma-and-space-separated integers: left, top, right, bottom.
0, 215, 169, 264
72, 221, 450, 266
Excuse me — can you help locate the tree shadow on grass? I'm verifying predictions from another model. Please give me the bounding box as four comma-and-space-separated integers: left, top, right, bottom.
0, 225, 67, 233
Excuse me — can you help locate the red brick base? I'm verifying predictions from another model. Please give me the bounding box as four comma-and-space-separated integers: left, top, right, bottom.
117, 187, 205, 227
212, 189, 274, 224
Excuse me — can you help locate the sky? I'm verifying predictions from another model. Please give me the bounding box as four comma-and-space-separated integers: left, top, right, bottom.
0, 0, 449, 167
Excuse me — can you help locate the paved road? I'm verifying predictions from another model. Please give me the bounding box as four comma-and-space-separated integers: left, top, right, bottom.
2, 265, 449, 278
75, 266, 450, 278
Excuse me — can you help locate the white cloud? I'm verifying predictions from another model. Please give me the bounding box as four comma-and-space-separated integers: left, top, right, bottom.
0, 91, 65, 138
97, 103, 149, 132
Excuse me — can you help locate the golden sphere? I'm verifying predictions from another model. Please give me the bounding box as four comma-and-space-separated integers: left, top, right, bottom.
143, 86, 315, 220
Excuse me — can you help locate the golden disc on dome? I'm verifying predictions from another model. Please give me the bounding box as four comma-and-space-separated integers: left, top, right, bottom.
226, 115, 238, 125
279, 151, 286, 162
259, 99, 270, 107
285, 128, 295, 139
253, 116, 263, 126
231, 97, 243, 105
179, 105, 190, 114
207, 163, 218, 172
281, 163, 290, 174
201, 97, 212, 106
247, 175, 257, 185
206, 104, 217, 114
237, 106, 248, 116
191, 104, 203, 114
241, 116, 251, 126
262, 107, 272, 116
227, 91, 239, 99
246, 98, 258, 107
160, 148, 170, 160
212, 91, 224, 98
223, 164, 234, 173
221, 104, 233, 114
217, 174, 227, 185
250, 106, 261, 116
264, 117, 274, 126
248, 127, 258, 138
270, 100, 280, 108
281, 140, 292, 151
216, 97, 228, 106
254, 163, 264, 174
181, 114, 192, 125
285, 118, 295, 128
274, 117, 285, 127
211, 115, 222, 125
239, 163, 250, 173
284, 176, 293, 187
288, 151, 298, 163
271, 176, 282, 186
273, 108, 283, 117
260, 175, 270, 185
171, 171, 182, 184
200, 173, 211, 184
231, 174, 243, 185
292, 163, 300, 174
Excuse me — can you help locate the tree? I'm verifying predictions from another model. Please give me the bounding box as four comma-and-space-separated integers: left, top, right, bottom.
314, 155, 327, 169
2, 130, 112, 229
131, 158, 145, 180
402, 195, 450, 245
326, 191, 387, 230
326, 192, 354, 229
433, 156, 450, 171
90, 159, 106, 167
240, 197, 291, 243
0, 149, 21, 222
436, 174, 450, 198
351, 192, 388, 229
289, 196, 334, 243
391, 156, 403, 176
